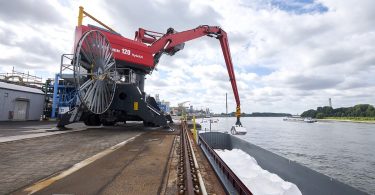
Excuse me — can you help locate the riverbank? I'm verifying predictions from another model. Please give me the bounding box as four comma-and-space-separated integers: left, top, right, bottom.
318, 117, 375, 124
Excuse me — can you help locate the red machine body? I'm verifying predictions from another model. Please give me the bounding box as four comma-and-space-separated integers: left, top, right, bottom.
74, 24, 242, 122
75, 25, 155, 69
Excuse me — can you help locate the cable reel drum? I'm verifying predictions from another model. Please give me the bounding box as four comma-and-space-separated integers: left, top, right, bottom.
73, 30, 117, 114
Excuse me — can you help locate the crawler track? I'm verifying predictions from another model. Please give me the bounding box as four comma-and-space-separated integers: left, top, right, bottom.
178, 121, 203, 195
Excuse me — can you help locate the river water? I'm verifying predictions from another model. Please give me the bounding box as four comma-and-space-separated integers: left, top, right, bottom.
199, 117, 375, 194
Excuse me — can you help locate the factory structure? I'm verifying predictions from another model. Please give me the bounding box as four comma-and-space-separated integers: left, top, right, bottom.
155, 94, 170, 113
0, 69, 45, 121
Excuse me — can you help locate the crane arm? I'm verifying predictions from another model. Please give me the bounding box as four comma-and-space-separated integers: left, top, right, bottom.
136, 25, 242, 125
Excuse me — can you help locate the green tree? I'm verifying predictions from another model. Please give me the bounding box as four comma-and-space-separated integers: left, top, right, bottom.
302, 104, 375, 118
365, 105, 375, 117
301, 109, 317, 118
316, 113, 325, 119
321, 106, 333, 116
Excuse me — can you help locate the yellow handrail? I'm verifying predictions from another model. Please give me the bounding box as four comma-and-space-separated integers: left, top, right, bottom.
77, 6, 117, 33
193, 115, 197, 143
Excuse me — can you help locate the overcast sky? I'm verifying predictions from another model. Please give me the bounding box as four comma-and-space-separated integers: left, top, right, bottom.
0, 0, 374, 114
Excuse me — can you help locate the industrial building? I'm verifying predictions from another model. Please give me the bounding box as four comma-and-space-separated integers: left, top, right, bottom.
155, 94, 170, 113
0, 82, 44, 121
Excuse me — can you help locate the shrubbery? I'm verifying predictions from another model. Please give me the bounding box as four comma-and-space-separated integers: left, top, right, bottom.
301, 104, 375, 118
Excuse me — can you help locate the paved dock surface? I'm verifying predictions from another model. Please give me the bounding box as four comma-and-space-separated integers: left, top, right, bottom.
21, 130, 177, 195
1, 121, 225, 194
0, 121, 61, 137
0, 121, 89, 142
0, 122, 142, 194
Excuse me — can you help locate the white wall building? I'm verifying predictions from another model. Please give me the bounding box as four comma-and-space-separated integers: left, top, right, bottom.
0, 82, 44, 121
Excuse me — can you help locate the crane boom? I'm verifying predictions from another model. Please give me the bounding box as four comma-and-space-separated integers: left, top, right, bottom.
136, 25, 242, 125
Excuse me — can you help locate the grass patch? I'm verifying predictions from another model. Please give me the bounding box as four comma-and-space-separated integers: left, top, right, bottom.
324, 117, 375, 121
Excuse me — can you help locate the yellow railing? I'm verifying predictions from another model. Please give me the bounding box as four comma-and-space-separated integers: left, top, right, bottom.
192, 115, 198, 143
77, 6, 117, 33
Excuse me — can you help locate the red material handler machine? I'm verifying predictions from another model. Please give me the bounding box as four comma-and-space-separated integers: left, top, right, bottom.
57, 7, 244, 131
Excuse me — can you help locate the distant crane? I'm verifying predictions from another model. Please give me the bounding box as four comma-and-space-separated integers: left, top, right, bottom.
178, 101, 190, 116
226, 93, 228, 116
178, 101, 190, 107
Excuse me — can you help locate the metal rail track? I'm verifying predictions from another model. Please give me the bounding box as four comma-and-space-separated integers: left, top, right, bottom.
177, 121, 202, 195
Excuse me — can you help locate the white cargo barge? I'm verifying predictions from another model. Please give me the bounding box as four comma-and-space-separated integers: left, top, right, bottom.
283, 115, 317, 123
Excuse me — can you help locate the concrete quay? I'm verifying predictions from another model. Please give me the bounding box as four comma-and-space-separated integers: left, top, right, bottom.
0, 121, 224, 195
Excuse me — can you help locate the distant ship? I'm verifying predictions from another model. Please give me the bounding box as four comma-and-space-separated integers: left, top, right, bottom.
283, 115, 303, 121
283, 115, 317, 123
303, 117, 317, 123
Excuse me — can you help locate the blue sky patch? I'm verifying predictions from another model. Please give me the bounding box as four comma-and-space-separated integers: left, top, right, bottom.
270, 0, 328, 14
244, 66, 273, 76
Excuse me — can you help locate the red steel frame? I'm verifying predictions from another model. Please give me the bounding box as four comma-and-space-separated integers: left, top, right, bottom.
75, 7, 243, 119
